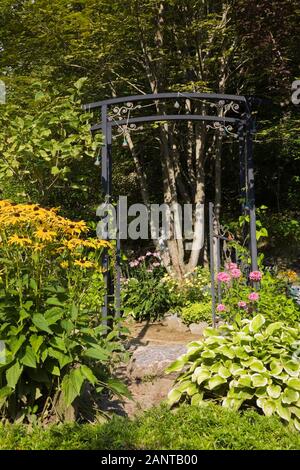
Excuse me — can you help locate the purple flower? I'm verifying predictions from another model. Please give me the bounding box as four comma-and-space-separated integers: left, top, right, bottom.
217, 304, 226, 312
217, 272, 231, 283
249, 271, 262, 282
238, 301, 247, 309
248, 292, 259, 301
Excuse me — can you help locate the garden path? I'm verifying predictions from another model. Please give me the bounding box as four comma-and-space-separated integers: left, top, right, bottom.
100, 319, 202, 418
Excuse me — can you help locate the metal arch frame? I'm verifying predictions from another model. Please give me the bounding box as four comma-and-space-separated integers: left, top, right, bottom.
83, 92, 258, 327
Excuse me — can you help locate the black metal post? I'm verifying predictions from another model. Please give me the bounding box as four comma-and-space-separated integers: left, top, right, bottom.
115, 199, 121, 318
216, 234, 221, 303
238, 122, 246, 208
246, 119, 258, 271
101, 105, 109, 328
209, 203, 216, 327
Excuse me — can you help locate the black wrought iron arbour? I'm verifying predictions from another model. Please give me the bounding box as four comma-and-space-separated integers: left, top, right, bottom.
83, 92, 258, 327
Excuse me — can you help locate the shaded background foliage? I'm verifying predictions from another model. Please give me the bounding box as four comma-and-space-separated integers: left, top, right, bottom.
0, 0, 299, 257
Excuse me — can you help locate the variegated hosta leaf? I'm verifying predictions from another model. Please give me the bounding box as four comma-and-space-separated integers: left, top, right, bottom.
267, 384, 282, 399
167, 315, 300, 431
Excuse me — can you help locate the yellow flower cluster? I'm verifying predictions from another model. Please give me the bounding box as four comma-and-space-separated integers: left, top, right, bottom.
277, 270, 298, 284
0, 200, 112, 268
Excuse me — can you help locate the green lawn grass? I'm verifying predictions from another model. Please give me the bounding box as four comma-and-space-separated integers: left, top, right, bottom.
1, 403, 300, 450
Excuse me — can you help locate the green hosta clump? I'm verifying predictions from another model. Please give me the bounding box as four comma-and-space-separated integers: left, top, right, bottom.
166, 314, 300, 431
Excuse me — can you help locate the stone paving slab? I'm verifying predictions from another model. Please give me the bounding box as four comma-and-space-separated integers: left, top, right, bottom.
128, 343, 187, 379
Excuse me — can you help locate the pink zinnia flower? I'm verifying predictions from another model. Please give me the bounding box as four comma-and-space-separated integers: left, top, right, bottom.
249, 271, 262, 282
248, 292, 259, 301
238, 301, 247, 309
152, 262, 161, 267
146, 251, 152, 256
231, 268, 242, 279
146, 269, 153, 273
217, 304, 226, 312
226, 262, 237, 271
153, 252, 160, 258
138, 255, 145, 261
217, 272, 231, 283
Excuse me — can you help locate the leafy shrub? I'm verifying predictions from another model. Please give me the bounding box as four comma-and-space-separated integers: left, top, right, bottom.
167, 314, 300, 431
0, 403, 300, 450
162, 266, 211, 306
180, 301, 212, 325
122, 257, 211, 321
0, 200, 127, 421
0, 79, 101, 215
121, 252, 178, 321
122, 277, 176, 321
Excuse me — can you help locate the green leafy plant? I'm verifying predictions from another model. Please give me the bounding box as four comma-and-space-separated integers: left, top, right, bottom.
219, 269, 300, 325
0, 201, 128, 421
122, 276, 176, 321
0, 79, 101, 215
179, 301, 212, 325
167, 315, 300, 431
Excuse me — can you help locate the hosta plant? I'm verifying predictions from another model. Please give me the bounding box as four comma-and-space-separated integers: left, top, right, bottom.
166, 314, 300, 431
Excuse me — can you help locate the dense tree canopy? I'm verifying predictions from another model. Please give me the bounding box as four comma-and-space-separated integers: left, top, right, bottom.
0, 0, 299, 271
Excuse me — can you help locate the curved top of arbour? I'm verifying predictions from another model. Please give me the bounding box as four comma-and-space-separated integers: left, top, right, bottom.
83, 92, 251, 111
83, 92, 251, 133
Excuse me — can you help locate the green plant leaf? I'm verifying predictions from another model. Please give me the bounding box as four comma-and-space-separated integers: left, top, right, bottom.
207, 375, 226, 390
107, 378, 131, 399
32, 314, 52, 334
29, 335, 44, 354
251, 374, 268, 388
83, 347, 109, 361
191, 392, 204, 406
192, 367, 211, 385
276, 401, 291, 422
282, 388, 299, 404
165, 357, 186, 373
249, 314, 265, 333
80, 365, 97, 385
6, 361, 23, 389
21, 346, 36, 368
257, 398, 276, 417
168, 388, 182, 406
286, 378, 300, 391
267, 384, 281, 399
61, 368, 84, 407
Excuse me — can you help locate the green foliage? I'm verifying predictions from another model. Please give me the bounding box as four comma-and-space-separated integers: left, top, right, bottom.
179, 301, 212, 325
167, 315, 300, 431
0, 403, 300, 450
122, 277, 176, 322
163, 267, 211, 306
221, 271, 300, 325
0, 80, 101, 216
0, 202, 127, 421
122, 259, 211, 322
